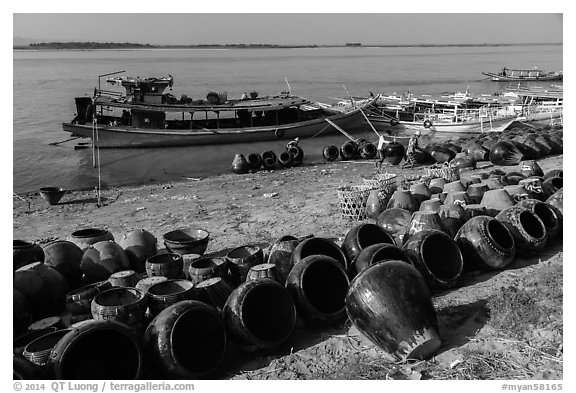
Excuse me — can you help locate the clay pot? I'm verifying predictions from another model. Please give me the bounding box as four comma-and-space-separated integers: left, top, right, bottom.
226, 244, 264, 286
146, 279, 196, 316
443, 180, 465, 193
231, 153, 250, 174
533, 137, 553, 156
489, 141, 524, 166
42, 240, 83, 289
365, 189, 386, 220
342, 223, 395, 265
450, 155, 476, 170
384, 141, 406, 165
405, 211, 451, 242
516, 199, 562, 241
246, 263, 279, 282
340, 140, 358, 160
459, 175, 480, 189
69, 228, 114, 251
481, 177, 505, 190
358, 141, 377, 159
261, 150, 277, 169
163, 228, 210, 256
346, 260, 441, 361
247, 153, 263, 170
286, 255, 350, 326
188, 257, 226, 284
145, 253, 185, 279
455, 216, 515, 271
437, 204, 466, 237
496, 206, 547, 257
323, 145, 340, 161
288, 146, 305, 165
23, 329, 71, 366
13, 240, 44, 272
430, 145, 454, 163
13, 328, 57, 357
543, 169, 563, 180
194, 277, 233, 311
542, 177, 563, 199
118, 229, 157, 273
14, 289, 32, 337
467, 183, 489, 204
519, 160, 544, 178
402, 229, 464, 290
48, 320, 143, 379
386, 189, 419, 212
480, 189, 516, 217
222, 279, 297, 353
353, 243, 409, 276
410, 182, 432, 206
135, 276, 168, 294
28, 316, 64, 332
278, 151, 294, 168
428, 177, 447, 194
546, 188, 563, 215
376, 208, 412, 246
444, 191, 471, 206
181, 253, 201, 280
108, 270, 140, 288
14, 262, 69, 319
290, 237, 348, 271
504, 185, 530, 203
13, 353, 45, 380
143, 300, 227, 379
503, 171, 527, 186
518, 178, 546, 201
419, 199, 442, 213
39, 187, 66, 206
266, 235, 301, 283
65, 280, 112, 315
91, 287, 147, 329
81, 240, 131, 283
464, 142, 488, 161
463, 204, 488, 220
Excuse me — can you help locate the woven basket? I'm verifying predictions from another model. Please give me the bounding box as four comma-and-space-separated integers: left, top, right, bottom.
361, 173, 398, 189
426, 164, 460, 182
337, 185, 373, 221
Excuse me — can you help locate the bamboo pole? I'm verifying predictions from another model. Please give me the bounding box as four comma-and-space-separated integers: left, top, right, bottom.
325, 118, 355, 141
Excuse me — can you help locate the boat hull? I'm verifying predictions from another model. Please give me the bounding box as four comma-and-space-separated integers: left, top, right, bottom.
63, 109, 366, 148
482, 72, 563, 82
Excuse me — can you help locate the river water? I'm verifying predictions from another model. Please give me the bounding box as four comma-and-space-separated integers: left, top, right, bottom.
13, 45, 562, 193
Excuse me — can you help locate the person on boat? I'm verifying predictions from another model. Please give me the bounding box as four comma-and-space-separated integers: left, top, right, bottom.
241, 92, 249, 100
502, 67, 507, 76
287, 137, 300, 149
402, 130, 422, 169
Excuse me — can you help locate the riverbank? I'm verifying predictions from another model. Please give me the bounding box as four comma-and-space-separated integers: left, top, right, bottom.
12, 154, 563, 380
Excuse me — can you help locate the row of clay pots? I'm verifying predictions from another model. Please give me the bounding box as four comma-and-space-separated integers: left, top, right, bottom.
326, 139, 379, 162
232, 147, 305, 174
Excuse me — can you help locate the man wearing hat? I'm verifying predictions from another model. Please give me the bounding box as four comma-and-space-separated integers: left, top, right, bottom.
402, 130, 422, 169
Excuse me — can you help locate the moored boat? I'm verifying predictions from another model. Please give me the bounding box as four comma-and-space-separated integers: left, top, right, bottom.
62, 74, 378, 148
482, 67, 563, 82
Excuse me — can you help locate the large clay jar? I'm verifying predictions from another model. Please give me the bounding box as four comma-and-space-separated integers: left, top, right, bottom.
489, 141, 524, 166
42, 240, 83, 289
410, 182, 432, 207
405, 211, 451, 242
69, 228, 114, 252
419, 199, 442, 213
222, 279, 297, 353
14, 289, 32, 337
504, 185, 530, 203
455, 216, 516, 271
14, 328, 57, 357
365, 189, 385, 220
340, 140, 358, 160
266, 235, 300, 284
503, 171, 527, 186
231, 153, 250, 174
546, 188, 563, 215
118, 229, 157, 273
467, 183, 489, 204
14, 262, 69, 319
384, 141, 406, 165
428, 177, 447, 194
459, 175, 480, 190
480, 189, 516, 217
23, 329, 71, 367
163, 228, 210, 256
342, 223, 395, 265
516, 199, 562, 241
145, 252, 184, 279
543, 169, 563, 180
247, 153, 263, 170
346, 260, 441, 361
443, 180, 465, 194
188, 257, 225, 285
194, 277, 233, 312
146, 279, 196, 317
376, 208, 412, 246
285, 255, 350, 326
430, 145, 454, 163
353, 243, 409, 276
290, 237, 347, 271
481, 177, 505, 190
48, 320, 143, 380
402, 229, 463, 291
323, 145, 340, 162
496, 206, 547, 257
13, 240, 44, 272
358, 141, 377, 159
463, 204, 488, 220
226, 244, 264, 287
91, 287, 148, 330
386, 189, 419, 212
437, 204, 466, 237
443, 191, 471, 206
450, 155, 476, 170
108, 270, 140, 288
81, 240, 131, 283
278, 151, 294, 168
464, 142, 488, 161
541, 177, 563, 199
261, 151, 277, 169
65, 280, 112, 316
519, 160, 544, 178
246, 263, 279, 282
518, 178, 546, 201
143, 300, 228, 379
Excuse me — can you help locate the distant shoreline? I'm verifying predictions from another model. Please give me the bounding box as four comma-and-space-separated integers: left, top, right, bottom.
12, 42, 562, 50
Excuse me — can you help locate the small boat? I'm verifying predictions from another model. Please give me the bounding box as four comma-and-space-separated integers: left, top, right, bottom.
482, 67, 563, 82
62, 74, 378, 148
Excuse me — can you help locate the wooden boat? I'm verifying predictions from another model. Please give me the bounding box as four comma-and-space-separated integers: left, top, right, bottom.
506, 86, 563, 127
62, 75, 377, 148
482, 67, 563, 82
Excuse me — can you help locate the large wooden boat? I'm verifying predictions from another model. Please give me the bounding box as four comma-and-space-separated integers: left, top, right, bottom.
62, 75, 377, 148
482, 67, 563, 82
506, 86, 563, 127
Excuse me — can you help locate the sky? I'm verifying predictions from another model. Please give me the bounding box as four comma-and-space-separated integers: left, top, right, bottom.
13, 12, 564, 46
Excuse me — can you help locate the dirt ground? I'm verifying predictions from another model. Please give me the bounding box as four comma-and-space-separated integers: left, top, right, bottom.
12, 154, 563, 380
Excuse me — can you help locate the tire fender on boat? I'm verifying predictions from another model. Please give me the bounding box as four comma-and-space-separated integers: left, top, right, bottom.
423, 120, 433, 129
390, 119, 399, 127
275, 129, 285, 138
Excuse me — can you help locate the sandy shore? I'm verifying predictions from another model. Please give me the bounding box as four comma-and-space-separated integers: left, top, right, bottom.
12, 154, 563, 379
